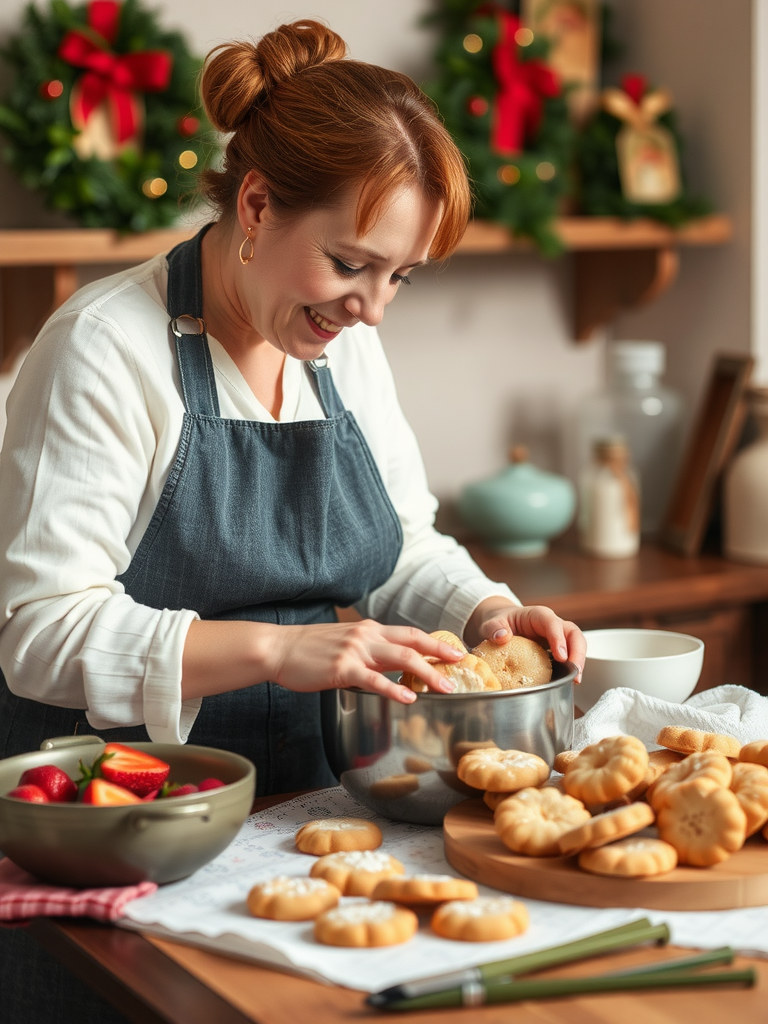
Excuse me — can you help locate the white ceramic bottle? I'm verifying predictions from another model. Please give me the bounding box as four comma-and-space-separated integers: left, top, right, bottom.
724, 388, 768, 563
579, 437, 641, 558
575, 341, 684, 536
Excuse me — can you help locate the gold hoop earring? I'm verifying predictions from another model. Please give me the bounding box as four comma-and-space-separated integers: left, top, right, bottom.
239, 228, 254, 265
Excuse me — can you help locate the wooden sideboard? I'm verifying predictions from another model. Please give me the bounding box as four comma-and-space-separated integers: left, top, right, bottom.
466, 539, 768, 696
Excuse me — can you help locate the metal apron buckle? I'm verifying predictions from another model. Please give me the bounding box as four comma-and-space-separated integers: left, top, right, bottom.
170, 315, 207, 338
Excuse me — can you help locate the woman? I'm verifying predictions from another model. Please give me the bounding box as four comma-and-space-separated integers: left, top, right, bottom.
0, 21, 584, 1022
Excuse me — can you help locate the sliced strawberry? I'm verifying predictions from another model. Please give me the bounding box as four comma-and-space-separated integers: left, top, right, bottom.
6, 783, 50, 803
197, 778, 225, 791
164, 783, 198, 798
19, 764, 78, 803
98, 743, 170, 797
81, 778, 141, 805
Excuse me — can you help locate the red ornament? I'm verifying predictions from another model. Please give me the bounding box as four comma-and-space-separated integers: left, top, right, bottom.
178, 115, 200, 137
467, 95, 490, 117
622, 73, 648, 106
39, 79, 64, 100
58, 0, 173, 145
490, 12, 560, 155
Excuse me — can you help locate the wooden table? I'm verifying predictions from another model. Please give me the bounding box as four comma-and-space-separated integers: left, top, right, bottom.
26, 797, 767, 1024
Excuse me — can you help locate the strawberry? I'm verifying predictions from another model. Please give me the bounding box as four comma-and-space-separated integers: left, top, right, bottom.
19, 764, 77, 803
6, 783, 49, 803
197, 778, 225, 791
164, 783, 198, 797
92, 743, 170, 797
81, 778, 141, 805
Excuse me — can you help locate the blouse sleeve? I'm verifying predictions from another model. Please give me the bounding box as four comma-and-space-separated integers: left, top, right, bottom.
336, 326, 520, 636
0, 293, 201, 742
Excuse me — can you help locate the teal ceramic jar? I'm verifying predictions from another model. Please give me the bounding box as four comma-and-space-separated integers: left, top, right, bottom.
457, 446, 576, 556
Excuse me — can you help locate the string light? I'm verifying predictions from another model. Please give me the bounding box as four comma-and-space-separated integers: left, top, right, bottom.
497, 165, 521, 185
142, 177, 168, 198
463, 33, 483, 53
178, 150, 198, 169
535, 161, 556, 181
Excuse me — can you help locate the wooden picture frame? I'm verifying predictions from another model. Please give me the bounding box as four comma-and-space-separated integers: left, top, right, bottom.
660, 353, 754, 557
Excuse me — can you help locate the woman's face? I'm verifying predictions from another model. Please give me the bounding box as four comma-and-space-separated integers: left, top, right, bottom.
241, 183, 442, 361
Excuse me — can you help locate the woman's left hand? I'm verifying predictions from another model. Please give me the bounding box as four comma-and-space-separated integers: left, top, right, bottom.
465, 598, 586, 683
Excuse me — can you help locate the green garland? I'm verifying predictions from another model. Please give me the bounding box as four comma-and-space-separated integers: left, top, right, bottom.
0, 0, 213, 232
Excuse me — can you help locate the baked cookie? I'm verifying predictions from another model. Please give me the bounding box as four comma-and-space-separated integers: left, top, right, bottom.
730, 761, 768, 836
403, 755, 433, 774
247, 876, 340, 921
371, 873, 478, 906
553, 750, 579, 774
368, 774, 420, 800
294, 817, 382, 856
648, 751, 733, 812
431, 896, 529, 942
494, 786, 591, 857
628, 748, 685, 801
563, 735, 649, 804
739, 739, 768, 769
471, 636, 552, 690
401, 653, 501, 694
430, 630, 467, 652
314, 901, 418, 947
483, 790, 513, 812
449, 739, 499, 769
558, 802, 655, 857
309, 849, 405, 897
656, 778, 747, 866
578, 837, 678, 878
656, 727, 741, 760
457, 748, 550, 793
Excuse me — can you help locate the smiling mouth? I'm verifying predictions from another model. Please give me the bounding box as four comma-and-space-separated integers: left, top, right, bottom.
307, 307, 342, 334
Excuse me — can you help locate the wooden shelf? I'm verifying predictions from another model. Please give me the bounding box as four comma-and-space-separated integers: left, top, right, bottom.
0, 215, 733, 366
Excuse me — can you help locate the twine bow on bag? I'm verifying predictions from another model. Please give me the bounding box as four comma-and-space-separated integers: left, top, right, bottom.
601, 74, 681, 204
58, 0, 172, 155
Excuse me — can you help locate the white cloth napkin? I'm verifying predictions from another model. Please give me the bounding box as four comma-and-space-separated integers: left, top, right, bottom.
572, 684, 768, 750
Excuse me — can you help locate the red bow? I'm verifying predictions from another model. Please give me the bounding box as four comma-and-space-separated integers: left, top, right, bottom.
491, 11, 560, 155
58, 0, 172, 144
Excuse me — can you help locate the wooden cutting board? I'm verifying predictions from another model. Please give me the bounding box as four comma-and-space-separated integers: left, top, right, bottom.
444, 799, 768, 911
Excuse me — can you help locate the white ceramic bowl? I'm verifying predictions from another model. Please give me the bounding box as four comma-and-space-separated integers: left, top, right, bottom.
576, 628, 705, 713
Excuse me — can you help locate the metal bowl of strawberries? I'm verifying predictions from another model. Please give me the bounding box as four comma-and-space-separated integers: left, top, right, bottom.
0, 736, 255, 887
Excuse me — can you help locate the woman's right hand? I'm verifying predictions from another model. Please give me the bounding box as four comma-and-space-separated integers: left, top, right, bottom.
269, 619, 463, 703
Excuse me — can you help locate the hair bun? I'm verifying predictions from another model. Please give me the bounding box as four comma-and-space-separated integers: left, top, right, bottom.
201, 21, 346, 134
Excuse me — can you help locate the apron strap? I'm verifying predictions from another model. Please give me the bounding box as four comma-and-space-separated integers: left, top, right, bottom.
166, 226, 220, 417
306, 356, 345, 418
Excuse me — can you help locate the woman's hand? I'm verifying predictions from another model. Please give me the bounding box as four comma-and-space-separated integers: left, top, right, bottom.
464, 598, 586, 683
270, 619, 464, 704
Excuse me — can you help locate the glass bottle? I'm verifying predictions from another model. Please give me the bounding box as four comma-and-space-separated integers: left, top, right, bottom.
575, 341, 684, 536
579, 437, 641, 558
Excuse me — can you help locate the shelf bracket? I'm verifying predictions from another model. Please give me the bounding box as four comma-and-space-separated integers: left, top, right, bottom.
573, 246, 680, 342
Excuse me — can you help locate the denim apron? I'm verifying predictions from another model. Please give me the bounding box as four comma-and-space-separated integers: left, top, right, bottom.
0, 227, 403, 1023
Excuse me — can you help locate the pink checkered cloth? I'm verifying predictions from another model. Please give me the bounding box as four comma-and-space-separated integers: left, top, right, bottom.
0, 857, 158, 922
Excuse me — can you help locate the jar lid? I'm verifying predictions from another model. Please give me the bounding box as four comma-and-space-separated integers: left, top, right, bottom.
609, 341, 665, 376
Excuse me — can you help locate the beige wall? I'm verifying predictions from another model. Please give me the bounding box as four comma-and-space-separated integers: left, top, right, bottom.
0, 0, 753, 509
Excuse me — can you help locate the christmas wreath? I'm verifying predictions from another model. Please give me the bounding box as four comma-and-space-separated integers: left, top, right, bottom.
0, 0, 212, 232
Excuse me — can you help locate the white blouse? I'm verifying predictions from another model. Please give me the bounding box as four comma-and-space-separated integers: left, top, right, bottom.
0, 253, 517, 742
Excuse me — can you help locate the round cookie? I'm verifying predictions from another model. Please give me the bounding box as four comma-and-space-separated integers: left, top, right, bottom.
368, 774, 420, 800
314, 901, 418, 947
648, 751, 733, 811
401, 652, 501, 694
739, 739, 768, 768
558, 802, 655, 857
553, 749, 579, 774
471, 636, 552, 690
310, 849, 405, 897
578, 837, 678, 878
730, 761, 768, 836
294, 817, 382, 856
656, 778, 747, 866
457, 748, 550, 793
372, 873, 478, 906
563, 735, 649, 804
494, 786, 591, 857
483, 790, 513, 812
403, 755, 433, 774
656, 727, 741, 760
247, 876, 340, 921
431, 896, 529, 942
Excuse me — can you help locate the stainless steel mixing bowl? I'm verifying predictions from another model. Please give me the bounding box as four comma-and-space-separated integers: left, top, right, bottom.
0, 735, 255, 886
322, 660, 576, 825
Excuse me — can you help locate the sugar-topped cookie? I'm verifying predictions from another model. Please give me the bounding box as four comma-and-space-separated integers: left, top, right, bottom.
294, 817, 382, 855
578, 837, 678, 878
247, 875, 340, 920
457, 748, 550, 793
309, 849, 405, 897
372, 873, 478, 906
431, 896, 529, 942
494, 786, 591, 857
314, 901, 418, 947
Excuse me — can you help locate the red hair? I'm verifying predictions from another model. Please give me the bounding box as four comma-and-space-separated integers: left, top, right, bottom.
199, 21, 471, 259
